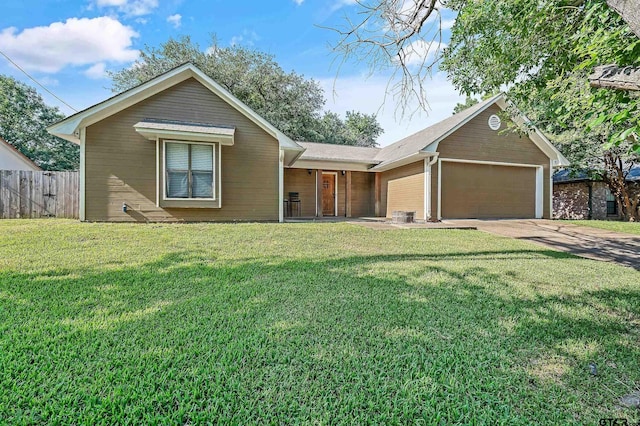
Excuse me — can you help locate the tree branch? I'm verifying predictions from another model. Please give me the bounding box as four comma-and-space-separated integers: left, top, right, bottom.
589, 64, 640, 91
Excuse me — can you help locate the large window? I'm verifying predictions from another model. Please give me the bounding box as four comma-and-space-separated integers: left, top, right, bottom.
606, 189, 618, 216
165, 141, 215, 199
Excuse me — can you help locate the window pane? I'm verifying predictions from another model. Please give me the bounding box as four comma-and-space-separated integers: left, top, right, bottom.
167, 171, 189, 198
166, 143, 189, 170
191, 144, 213, 171
606, 190, 616, 202
192, 171, 213, 198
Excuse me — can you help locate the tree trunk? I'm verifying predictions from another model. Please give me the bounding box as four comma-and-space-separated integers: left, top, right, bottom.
589, 64, 640, 91
607, 0, 640, 38
603, 152, 639, 221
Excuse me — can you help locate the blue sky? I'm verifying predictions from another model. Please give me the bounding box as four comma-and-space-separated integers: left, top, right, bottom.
0, 0, 463, 145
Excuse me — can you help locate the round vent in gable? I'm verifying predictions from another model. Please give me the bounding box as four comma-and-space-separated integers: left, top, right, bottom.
488, 114, 501, 130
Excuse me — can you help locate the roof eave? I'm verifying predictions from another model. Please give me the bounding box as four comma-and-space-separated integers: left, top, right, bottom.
370, 152, 435, 172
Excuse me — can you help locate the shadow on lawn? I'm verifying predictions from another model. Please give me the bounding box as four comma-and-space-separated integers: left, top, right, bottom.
1, 248, 639, 424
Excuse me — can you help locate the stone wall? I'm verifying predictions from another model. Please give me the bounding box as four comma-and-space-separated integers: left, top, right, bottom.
554, 181, 639, 220
553, 182, 590, 219
590, 182, 610, 220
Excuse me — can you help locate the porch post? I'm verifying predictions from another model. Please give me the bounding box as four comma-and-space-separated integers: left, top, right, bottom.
345, 171, 352, 218
316, 169, 323, 217
374, 172, 381, 217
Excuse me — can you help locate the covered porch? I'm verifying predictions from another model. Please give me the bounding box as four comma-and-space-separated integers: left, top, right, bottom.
283, 168, 378, 218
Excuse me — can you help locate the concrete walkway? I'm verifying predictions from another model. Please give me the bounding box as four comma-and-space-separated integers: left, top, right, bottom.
445, 219, 640, 271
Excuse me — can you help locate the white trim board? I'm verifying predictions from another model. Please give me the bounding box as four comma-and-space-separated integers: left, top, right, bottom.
437, 158, 544, 220
79, 127, 86, 221
279, 150, 284, 223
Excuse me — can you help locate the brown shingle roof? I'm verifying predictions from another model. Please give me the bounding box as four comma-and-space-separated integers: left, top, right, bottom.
296, 142, 381, 164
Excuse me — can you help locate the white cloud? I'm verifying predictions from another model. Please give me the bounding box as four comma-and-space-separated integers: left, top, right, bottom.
441, 18, 455, 30
84, 62, 107, 79
318, 72, 464, 146
94, 0, 158, 16
37, 76, 60, 87
401, 40, 447, 67
0, 17, 139, 73
293, 0, 304, 4
229, 30, 259, 47
167, 14, 182, 29
330, 0, 357, 13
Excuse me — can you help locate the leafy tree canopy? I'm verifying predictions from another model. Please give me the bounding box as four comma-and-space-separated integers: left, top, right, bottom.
442, 0, 639, 151
0, 75, 79, 170
441, 0, 640, 219
110, 36, 383, 147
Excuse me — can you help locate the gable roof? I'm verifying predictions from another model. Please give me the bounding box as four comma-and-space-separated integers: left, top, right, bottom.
0, 138, 42, 171
373, 95, 501, 165
47, 63, 304, 165
369, 93, 569, 171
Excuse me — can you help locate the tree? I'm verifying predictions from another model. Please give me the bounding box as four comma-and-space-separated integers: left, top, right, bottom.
330, 0, 640, 218
343, 111, 384, 147
0, 76, 78, 170
326, 0, 445, 113
440, 0, 640, 220
452, 97, 479, 114
109, 36, 383, 147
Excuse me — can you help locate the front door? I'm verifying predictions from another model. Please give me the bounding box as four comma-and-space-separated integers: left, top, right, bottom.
322, 174, 336, 216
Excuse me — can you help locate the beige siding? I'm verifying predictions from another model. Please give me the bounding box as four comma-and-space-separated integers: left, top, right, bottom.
381, 161, 424, 219
441, 162, 536, 219
85, 78, 279, 222
430, 105, 552, 219
351, 171, 375, 217
284, 168, 374, 217
284, 168, 316, 217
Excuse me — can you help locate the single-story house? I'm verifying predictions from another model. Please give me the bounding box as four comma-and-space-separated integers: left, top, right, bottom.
553, 168, 640, 220
0, 137, 41, 171
48, 63, 568, 222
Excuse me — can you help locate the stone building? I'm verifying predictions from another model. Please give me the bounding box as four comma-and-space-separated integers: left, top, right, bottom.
553, 168, 640, 220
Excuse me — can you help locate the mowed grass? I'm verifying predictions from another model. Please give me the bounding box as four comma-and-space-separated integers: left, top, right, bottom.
1, 220, 639, 425
564, 219, 640, 235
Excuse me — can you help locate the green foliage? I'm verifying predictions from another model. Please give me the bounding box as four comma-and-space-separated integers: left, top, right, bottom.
0, 220, 639, 424
442, 0, 640, 219
0, 76, 78, 170
452, 97, 480, 114
109, 36, 382, 147
442, 0, 639, 152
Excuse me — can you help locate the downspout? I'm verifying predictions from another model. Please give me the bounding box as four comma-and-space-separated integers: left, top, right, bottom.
424, 153, 439, 221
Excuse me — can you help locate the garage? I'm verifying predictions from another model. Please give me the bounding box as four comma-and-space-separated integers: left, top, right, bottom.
439, 160, 542, 219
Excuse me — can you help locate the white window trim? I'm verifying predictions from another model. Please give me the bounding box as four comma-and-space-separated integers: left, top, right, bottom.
162, 139, 217, 201
437, 158, 544, 220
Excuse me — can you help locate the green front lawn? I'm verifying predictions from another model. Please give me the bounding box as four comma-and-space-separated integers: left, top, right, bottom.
563, 219, 640, 235
1, 220, 638, 424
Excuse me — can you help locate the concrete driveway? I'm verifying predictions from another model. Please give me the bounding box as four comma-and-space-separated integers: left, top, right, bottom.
444, 219, 640, 271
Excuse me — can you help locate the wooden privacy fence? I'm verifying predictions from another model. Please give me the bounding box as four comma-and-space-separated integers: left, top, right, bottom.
0, 170, 79, 219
